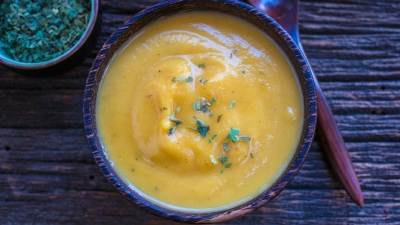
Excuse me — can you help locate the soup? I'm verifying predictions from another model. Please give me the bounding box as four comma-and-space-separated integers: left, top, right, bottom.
96, 11, 303, 211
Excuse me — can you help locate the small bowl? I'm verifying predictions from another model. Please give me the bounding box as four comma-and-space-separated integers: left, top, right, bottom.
84, 0, 317, 223
0, 0, 101, 77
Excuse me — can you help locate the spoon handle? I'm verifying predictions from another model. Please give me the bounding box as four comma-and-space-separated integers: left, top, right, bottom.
248, 0, 363, 206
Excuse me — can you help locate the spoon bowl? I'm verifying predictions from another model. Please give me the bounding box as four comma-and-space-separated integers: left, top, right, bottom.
248, 0, 364, 207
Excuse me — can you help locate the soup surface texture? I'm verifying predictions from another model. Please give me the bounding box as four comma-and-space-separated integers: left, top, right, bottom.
96, 11, 303, 211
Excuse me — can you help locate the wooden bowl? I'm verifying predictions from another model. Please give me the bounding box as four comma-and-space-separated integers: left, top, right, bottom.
0, 0, 101, 77
84, 0, 317, 223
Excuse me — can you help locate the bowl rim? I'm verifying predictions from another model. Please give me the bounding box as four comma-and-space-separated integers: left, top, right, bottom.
83, 0, 317, 223
0, 0, 99, 69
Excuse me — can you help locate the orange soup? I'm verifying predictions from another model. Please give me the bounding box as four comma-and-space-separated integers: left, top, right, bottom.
96, 11, 303, 211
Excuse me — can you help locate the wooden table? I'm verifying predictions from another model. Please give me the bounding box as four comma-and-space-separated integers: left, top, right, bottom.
1, 0, 399, 224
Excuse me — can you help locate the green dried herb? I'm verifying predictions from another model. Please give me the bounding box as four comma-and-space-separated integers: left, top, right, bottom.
237, 136, 251, 142
223, 141, 230, 151
198, 63, 206, 68
186, 76, 193, 82
168, 126, 176, 136
177, 76, 184, 83
225, 163, 232, 168
210, 97, 216, 105
169, 112, 183, 124
196, 119, 210, 138
176, 106, 181, 113
171, 77, 176, 82
229, 100, 236, 109
0, 0, 90, 63
227, 128, 240, 142
250, 153, 254, 158
218, 156, 228, 165
217, 114, 223, 123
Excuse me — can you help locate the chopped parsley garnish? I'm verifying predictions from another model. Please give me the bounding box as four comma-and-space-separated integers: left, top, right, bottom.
196, 119, 210, 138
176, 106, 181, 113
230, 53, 233, 59
198, 77, 203, 82
163, 107, 168, 110
237, 136, 251, 142
226, 128, 240, 142
210, 113, 214, 117
198, 63, 206, 68
250, 153, 254, 158
225, 163, 232, 168
208, 134, 217, 143
210, 155, 217, 164
210, 97, 216, 105
242, 70, 246, 74
229, 100, 236, 109
186, 76, 193, 82
171, 77, 176, 82
193, 101, 200, 111
169, 112, 183, 124
223, 141, 230, 151
168, 126, 176, 136
203, 79, 208, 84
220, 170, 224, 174
199, 105, 210, 113
217, 114, 223, 123
218, 156, 228, 165
177, 76, 184, 83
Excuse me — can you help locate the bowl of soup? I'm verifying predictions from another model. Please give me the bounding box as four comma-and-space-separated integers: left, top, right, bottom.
84, 0, 316, 223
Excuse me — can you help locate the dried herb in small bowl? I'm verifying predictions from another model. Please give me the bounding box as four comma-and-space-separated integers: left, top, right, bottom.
0, 0, 90, 63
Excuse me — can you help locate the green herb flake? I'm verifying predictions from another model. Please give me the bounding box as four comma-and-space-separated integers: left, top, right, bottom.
177, 76, 185, 83
208, 138, 212, 143
168, 126, 176, 136
212, 134, 217, 140
198, 63, 206, 68
196, 119, 210, 138
237, 136, 251, 142
210, 97, 216, 105
218, 156, 228, 165
210, 113, 214, 117
193, 101, 200, 111
0, 0, 91, 63
176, 106, 181, 113
227, 128, 240, 143
229, 100, 236, 109
217, 114, 223, 123
171, 77, 176, 82
250, 153, 254, 158
223, 141, 230, 151
186, 76, 193, 82
220, 170, 224, 174
210, 155, 217, 164
163, 107, 168, 110
169, 112, 183, 124
230, 53, 233, 59
225, 163, 232, 168
198, 77, 203, 82
203, 79, 209, 84
242, 70, 246, 74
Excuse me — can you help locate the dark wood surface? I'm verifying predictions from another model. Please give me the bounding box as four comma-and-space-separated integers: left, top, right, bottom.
1, 0, 399, 224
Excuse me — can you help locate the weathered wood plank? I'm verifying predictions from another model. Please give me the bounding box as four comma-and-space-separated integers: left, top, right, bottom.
1, 0, 400, 224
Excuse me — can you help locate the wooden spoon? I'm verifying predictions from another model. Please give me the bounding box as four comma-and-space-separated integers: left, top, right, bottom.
248, 0, 364, 206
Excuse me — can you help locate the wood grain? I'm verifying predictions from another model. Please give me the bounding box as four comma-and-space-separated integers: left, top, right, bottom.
1, 0, 400, 224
